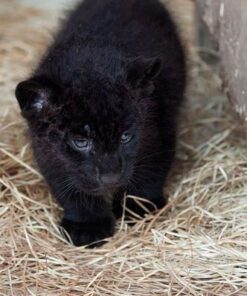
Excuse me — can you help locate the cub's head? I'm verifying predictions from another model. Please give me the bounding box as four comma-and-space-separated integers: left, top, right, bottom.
15, 57, 161, 195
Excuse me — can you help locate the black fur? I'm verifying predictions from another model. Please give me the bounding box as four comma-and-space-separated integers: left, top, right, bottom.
15, 0, 186, 247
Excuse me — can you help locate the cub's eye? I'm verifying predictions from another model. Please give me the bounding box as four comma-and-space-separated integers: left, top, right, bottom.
121, 132, 133, 144
71, 138, 91, 151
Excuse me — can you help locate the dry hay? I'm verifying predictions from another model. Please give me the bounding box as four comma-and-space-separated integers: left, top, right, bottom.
1, 0, 247, 295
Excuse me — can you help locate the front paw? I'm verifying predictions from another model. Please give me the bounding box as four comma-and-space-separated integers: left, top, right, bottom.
60, 217, 115, 247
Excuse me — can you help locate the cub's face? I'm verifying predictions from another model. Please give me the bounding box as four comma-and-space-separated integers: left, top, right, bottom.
15, 57, 161, 195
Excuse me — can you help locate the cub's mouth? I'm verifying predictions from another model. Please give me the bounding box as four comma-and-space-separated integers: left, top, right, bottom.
84, 187, 118, 196
80, 181, 126, 196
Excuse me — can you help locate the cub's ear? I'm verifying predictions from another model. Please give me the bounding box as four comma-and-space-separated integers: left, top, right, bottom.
15, 78, 56, 118
127, 56, 162, 88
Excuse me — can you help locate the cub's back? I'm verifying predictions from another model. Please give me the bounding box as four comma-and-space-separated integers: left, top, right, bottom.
54, 0, 182, 58
36, 0, 185, 102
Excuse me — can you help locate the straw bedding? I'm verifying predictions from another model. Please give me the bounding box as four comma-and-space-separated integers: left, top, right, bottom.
0, 0, 247, 295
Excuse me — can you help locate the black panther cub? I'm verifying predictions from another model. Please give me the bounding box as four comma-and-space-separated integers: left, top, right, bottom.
15, 0, 186, 247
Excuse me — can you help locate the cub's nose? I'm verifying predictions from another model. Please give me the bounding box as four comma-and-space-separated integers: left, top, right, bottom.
100, 173, 120, 185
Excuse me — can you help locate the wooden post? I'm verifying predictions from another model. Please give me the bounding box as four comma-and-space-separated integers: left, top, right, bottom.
197, 0, 247, 122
